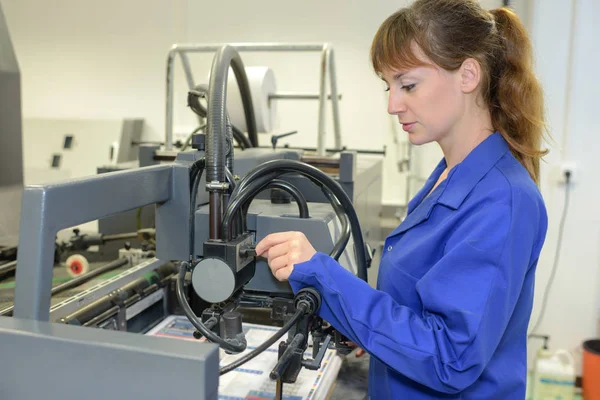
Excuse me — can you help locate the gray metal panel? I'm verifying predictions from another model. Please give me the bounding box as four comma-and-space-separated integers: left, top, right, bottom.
14, 165, 172, 321
232, 148, 301, 177
0, 184, 22, 247
195, 200, 354, 296
0, 316, 219, 400
155, 157, 197, 261
0, 2, 23, 187
116, 118, 144, 163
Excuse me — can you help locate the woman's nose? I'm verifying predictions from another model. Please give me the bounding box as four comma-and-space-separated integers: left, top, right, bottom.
388, 90, 408, 115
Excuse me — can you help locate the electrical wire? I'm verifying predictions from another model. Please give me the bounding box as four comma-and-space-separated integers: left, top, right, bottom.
189, 159, 206, 262
321, 187, 350, 261
221, 177, 310, 240
265, 180, 310, 219
219, 303, 307, 375
176, 263, 246, 353
528, 174, 571, 337
222, 159, 368, 281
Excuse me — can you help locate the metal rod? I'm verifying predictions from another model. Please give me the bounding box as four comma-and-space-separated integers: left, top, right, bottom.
269, 92, 342, 101
275, 379, 284, 400
0, 258, 129, 317
317, 44, 328, 156
102, 232, 139, 242
180, 52, 196, 89
0, 260, 16, 275
328, 47, 342, 151
165, 42, 343, 153
49, 258, 164, 321
209, 192, 221, 240
53, 258, 129, 296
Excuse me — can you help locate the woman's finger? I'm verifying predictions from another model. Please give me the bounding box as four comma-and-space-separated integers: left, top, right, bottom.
268, 254, 290, 273
255, 232, 298, 256
265, 241, 289, 260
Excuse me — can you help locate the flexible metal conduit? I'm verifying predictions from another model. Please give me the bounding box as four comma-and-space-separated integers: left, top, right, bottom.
205, 45, 255, 240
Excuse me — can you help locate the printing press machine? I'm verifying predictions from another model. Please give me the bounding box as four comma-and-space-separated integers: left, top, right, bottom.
0, 25, 384, 398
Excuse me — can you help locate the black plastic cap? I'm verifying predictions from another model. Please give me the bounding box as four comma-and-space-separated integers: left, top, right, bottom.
191, 133, 206, 151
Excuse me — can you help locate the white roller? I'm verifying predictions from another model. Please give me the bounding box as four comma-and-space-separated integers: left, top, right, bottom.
65, 254, 89, 278
223, 66, 277, 134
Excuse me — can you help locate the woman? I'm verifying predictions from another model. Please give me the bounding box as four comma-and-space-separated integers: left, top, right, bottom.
255, 0, 548, 398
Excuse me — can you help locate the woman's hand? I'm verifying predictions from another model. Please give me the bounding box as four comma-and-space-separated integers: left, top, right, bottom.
255, 232, 317, 281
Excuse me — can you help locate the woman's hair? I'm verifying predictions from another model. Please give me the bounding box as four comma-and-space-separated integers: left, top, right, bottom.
371, 0, 547, 184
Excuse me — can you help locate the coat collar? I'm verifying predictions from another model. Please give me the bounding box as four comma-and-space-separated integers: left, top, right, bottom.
389, 132, 510, 238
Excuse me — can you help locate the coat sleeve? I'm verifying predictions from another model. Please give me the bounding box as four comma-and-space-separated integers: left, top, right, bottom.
288, 196, 543, 394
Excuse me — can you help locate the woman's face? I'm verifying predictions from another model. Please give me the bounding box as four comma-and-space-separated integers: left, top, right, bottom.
380, 48, 465, 146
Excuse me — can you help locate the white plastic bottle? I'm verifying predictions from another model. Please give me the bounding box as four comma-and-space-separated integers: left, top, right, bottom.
531, 346, 576, 400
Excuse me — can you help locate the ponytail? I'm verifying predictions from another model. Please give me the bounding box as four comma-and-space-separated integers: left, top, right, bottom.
490, 7, 547, 185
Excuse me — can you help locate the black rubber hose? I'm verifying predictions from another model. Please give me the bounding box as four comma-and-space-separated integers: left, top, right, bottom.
222, 178, 310, 240
227, 160, 368, 281
232, 124, 253, 149
206, 45, 257, 183
189, 159, 206, 262
219, 303, 307, 375
176, 262, 246, 353
321, 187, 350, 261
265, 180, 309, 219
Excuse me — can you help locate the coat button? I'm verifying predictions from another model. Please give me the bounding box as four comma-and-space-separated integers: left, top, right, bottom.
387, 245, 393, 252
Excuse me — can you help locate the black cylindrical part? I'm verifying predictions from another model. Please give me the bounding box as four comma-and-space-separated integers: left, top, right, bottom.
270, 333, 305, 380
222, 311, 243, 340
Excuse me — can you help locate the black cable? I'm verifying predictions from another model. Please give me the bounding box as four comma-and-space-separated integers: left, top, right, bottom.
219, 303, 307, 375
265, 180, 309, 219
223, 160, 368, 281
321, 187, 350, 260
528, 173, 571, 337
221, 177, 310, 240
225, 167, 237, 192
189, 159, 206, 262
176, 263, 247, 353
232, 124, 253, 149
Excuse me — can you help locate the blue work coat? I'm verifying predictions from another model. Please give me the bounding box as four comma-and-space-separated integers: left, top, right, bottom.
289, 132, 548, 399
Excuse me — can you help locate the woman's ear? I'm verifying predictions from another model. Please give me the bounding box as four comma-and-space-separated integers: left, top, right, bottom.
459, 58, 482, 94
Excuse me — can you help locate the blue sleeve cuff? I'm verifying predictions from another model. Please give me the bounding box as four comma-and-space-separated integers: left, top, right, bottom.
288, 252, 328, 294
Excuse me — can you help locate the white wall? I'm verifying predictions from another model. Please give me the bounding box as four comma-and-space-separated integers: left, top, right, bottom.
524, 0, 600, 374
1, 0, 503, 207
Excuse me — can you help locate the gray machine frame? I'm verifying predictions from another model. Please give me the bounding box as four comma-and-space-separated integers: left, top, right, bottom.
4, 162, 221, 399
